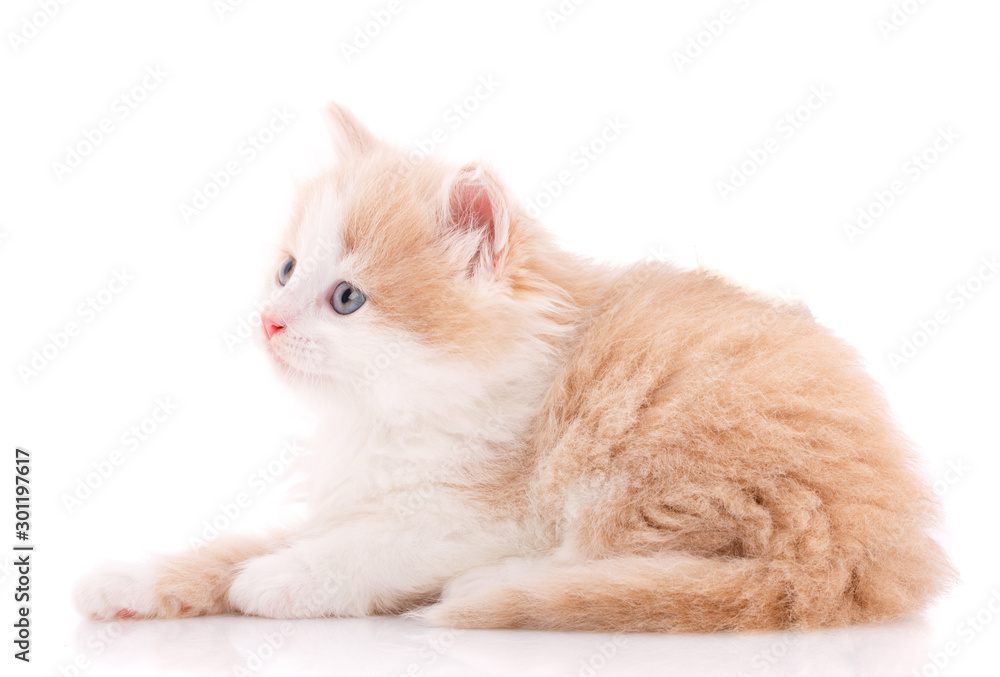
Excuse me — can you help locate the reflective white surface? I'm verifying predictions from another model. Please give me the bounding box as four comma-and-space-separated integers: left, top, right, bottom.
56, 614, 936, 677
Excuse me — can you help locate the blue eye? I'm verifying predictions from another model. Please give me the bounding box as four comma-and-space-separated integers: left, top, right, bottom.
277, 256, 296, 286
331, 281, 366, 315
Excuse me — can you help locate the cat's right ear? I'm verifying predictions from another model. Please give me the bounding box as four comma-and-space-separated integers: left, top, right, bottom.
324, 103, 378, 157
441, 164, 511, 281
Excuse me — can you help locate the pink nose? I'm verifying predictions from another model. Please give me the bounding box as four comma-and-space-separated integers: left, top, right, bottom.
263, 315, 285, 340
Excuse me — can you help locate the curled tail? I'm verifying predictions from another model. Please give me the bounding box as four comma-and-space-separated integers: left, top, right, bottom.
424, 548, 951, 632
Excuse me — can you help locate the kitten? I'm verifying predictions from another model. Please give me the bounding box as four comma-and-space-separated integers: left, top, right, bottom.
75, 104, 953, 632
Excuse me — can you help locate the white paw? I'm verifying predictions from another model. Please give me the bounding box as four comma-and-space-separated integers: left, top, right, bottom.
74, 561, 159, 621
228, 553, 350, 619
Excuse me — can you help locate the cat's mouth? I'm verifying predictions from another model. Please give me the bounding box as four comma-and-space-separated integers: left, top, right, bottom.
265, 339, 295, 371
265, 334, 325, 378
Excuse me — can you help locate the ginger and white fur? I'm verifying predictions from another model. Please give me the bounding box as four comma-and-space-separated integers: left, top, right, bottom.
76, 104, 953, 632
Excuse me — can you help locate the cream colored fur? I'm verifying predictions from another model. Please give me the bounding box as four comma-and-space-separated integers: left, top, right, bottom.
75, 104, 953, 632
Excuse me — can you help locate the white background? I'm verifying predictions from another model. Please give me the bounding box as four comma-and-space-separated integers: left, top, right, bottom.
2, 0, 999, 675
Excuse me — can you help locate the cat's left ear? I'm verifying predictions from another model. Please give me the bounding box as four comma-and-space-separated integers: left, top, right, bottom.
324, 102, 378, 157
442, 164, 510, 280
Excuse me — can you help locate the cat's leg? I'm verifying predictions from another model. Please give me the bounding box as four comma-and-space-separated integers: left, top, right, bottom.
75, 531, 290, 620
227, 515, 517, 619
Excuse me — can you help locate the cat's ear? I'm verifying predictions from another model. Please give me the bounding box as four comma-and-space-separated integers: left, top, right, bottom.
442, 164, 510, 280
324, 103, 378, 157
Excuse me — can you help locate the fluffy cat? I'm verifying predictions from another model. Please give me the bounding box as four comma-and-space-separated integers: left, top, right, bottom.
75, 104, 953, 632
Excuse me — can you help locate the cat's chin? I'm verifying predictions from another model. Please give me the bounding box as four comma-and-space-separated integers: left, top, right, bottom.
264, 344, 309, 380
269, 355, 310, 381
265, 343, 290, 369
264, 347, 337, 391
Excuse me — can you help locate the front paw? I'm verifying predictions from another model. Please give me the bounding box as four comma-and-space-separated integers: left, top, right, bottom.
74, 561, 160, 621
228, 553, 350, 619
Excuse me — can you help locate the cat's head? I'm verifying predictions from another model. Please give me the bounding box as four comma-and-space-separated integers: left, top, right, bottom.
257, 104, 574, 422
